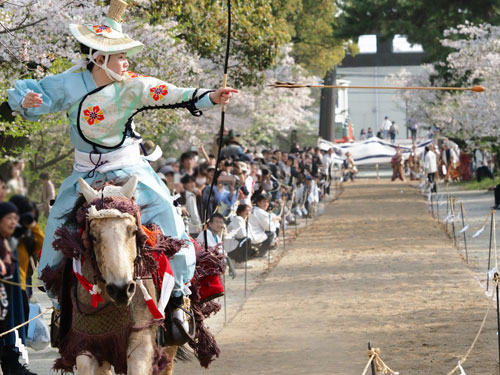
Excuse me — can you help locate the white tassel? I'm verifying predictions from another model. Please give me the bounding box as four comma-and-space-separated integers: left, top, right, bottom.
459, 224, 469, 234
472, 226, 485, 238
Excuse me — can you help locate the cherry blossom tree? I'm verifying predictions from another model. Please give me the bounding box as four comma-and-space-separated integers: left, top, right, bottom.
0, 1, 317, 190
389, 23, 500, 148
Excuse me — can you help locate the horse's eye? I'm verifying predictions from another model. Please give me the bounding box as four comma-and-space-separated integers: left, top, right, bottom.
128, 225, 138, 237
88, 234, 96, 242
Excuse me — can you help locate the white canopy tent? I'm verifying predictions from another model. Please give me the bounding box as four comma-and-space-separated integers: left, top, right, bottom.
318, 137, 433, 166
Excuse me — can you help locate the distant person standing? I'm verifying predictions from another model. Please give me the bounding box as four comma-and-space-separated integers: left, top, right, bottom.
408, 118, 418, 141
389, 121, 398, 144
6, 161, 26, 196
424, 145, 438, 192
391, 146, 405, 182
39, 172, 55, 218
492, 184, 500, 210
382, 116, 392, 140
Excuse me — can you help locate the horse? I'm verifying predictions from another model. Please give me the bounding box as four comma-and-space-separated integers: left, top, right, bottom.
41, 175, 225, 375
43, 176, 173, 375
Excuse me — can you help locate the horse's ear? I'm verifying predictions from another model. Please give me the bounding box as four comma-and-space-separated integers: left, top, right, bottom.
78, 177, 99, 202
122, 175, 138, 199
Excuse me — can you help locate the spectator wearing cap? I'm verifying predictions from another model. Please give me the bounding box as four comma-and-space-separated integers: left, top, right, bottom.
254, 152, 265, 163
181, 175, 202, 237
158, 165, 176, 193
0, 202, 37, 375
249, 194, 280, 257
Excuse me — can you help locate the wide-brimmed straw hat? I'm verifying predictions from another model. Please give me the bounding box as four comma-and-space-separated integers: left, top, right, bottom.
69, 0, 143, 57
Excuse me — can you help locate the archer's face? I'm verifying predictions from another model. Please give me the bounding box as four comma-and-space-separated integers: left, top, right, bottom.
106, 52, 129, 77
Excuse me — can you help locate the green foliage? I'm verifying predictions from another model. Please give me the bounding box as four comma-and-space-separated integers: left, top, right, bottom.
137, 0, 290, 86
138, 0, 351, 81
287, 0, 351, 76
335, 0, 500, 63
455, 175, 500, 191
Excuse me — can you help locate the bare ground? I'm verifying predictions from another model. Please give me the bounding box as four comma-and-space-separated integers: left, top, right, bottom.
176, 180, 498, 375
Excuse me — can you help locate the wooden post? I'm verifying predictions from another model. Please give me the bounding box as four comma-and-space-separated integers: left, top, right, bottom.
487, 211, 494, 291
460, 203, 468, 263
368, 342, 376, 375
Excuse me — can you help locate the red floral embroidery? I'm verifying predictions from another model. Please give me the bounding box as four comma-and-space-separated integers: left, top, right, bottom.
149, 85, 168, 101
83, 105, 105, 126
92, 25, 112, 34
127, 71, 149, 79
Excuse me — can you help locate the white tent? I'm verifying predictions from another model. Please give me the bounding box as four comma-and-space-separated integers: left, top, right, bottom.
318, 137, 433, 166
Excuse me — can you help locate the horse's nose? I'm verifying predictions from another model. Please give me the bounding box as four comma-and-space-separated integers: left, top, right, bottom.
106, 281, 136, 305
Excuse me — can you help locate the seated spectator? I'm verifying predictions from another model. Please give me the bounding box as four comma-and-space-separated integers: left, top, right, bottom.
295, 175, 319, 218
224, 204, 255, 268
249, 194, 280, 257
196, 213, 225, 249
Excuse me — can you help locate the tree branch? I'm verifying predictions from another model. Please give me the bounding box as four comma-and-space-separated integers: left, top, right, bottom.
36, 149, 73, 170
0, 16, 47, 34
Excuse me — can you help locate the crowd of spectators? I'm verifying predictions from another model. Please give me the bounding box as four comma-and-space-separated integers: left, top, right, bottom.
0, 172, 41, 375
149, 132, 339, 268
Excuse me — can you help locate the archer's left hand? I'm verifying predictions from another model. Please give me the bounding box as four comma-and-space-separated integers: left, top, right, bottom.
210, 87, 239, 105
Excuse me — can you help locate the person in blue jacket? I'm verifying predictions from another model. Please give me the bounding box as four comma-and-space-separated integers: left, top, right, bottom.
7, 0, 237, 305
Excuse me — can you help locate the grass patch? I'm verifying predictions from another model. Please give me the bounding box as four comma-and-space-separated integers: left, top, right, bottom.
455, 175, 500, 191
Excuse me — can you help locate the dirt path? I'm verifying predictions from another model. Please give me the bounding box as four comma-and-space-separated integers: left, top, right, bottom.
177, 181, 498, 375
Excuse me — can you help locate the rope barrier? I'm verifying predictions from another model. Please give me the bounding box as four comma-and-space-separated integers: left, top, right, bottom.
439, 200, 492, 237
446, 279, 498, 375
361, 347, 399, 375
0, 307, 53, 338
0, 278, 41, 288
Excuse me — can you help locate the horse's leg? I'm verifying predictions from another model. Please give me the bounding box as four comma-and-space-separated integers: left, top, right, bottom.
161, 345, 178, 375
76, 354, 112, 375
127, 329, 155, 375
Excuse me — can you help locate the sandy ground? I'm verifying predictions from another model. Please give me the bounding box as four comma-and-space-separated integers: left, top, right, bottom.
176, 180, 499, 375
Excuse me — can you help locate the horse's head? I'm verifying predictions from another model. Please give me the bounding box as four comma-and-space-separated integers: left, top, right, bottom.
78, 176, 140, 306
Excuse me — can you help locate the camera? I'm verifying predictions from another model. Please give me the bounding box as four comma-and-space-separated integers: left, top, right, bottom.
218, 175, 236, 186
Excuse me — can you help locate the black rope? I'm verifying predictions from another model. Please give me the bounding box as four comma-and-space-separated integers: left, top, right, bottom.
86, 150, 109, 179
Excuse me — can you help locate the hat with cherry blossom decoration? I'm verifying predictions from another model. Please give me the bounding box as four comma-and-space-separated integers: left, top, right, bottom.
69, 0, 143, 58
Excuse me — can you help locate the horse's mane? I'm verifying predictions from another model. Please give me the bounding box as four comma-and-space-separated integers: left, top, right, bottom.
58, 178, 146, 228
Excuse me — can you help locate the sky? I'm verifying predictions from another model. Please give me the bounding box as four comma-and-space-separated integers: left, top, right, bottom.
358, 34, 424, 54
